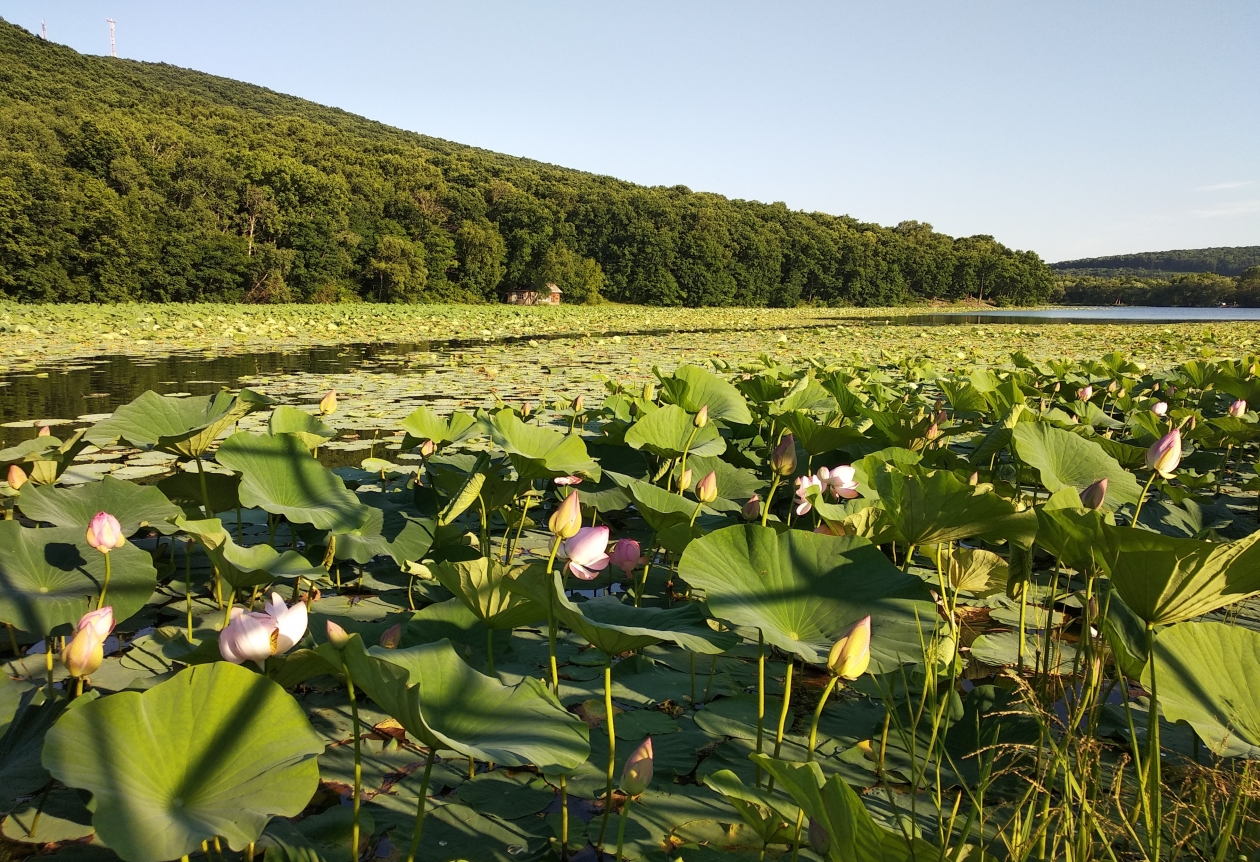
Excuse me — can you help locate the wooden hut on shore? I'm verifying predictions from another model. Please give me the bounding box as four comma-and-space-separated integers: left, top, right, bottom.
503, 283, 562, 305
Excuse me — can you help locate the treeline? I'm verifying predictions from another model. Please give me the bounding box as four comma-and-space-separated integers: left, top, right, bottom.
0, 20, 1055, 307
1057, 267, 1260, 306
1052, 246, 1260, 278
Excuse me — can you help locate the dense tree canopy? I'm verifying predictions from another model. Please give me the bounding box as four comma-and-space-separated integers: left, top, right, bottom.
0, 19, 1054, 307
1052, 247, 1260, 279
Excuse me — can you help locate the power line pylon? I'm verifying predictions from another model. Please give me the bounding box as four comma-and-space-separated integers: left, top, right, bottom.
106, 18, 116, 57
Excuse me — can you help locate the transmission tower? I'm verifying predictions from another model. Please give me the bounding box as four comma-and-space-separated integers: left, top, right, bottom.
106, 18, 116, 57
41, 20, 47, 39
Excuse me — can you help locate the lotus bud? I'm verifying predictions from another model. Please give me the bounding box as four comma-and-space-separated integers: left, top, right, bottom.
808, 819, 830, 856
1168, 385, 1177, 397
771, 434, 797, 476
1077, 385, 1093, 401
610, 538, 642, 575
1188, 415, 1197, 431
86, 512, 126, 554
1151, 401, 1168, 417
1052, 382, 1061, 393
968, 471, 979, 486
826, 615, 872, 680
936, 409, 947, 424
379, 623, 403, 649
325, 620, 352, 648
696, 470, 718, 504
620, 737, 654, 796
548, 490, 583, 539
1117, 388, 1126, 399
1080, 477, 1108, 511
926, 423, 940, 441
6, 465, 27, 491
521, 402, 532, 417
38, 425, 50, 437
680, 468, 693, 492
419, 439, 437, 459
318, 390, 338, 416
573, 394, 584, 413
1107, 381, 1117, 393
554, 475, 583, 486
63, 607, 114, 679
741, 494, 761, 520
642, 382, 655, 402
694, 405, 709, 428
1231, 399, 1247, 418
1146, 428, 1182, 479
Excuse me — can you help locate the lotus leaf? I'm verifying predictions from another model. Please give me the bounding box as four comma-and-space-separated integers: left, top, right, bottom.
87, 389, 272, 458
431, 557, 547, 630
16, 476, 181, 536
268, 406, 336, 450
1011, 421, 1142, 508
176, 517, 328, 590
870, 464, 1036, 549
624, 404, 727, 458
488, 409, 600, 480
658, 364, 754, 425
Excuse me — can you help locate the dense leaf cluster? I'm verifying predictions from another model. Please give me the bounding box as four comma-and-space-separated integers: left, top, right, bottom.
1053, 246, 1260, 278
0, 19, 1054, 307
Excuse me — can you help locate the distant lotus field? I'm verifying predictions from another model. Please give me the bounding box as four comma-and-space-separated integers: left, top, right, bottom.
3, 320, 1260, 862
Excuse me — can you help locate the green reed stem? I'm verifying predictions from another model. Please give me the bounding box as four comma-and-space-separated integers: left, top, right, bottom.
754, 630, 766, 787
404, 748, 436, 862
1131, 471, 1159, 526
97, 551, 112, 609
345, 668, 363, 860
597, 659, 617, 851
614, 794, 634, 861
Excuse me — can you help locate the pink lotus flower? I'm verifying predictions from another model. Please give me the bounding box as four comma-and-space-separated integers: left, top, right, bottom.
1151, 401, 1169, 417
6, 465, 27, 490
1077, 385, 1093, 401
86, 512, 126, 554
817, 465, 859, 500
63, 607, 114, 679
548, 490, 582, 539
1146, 428, 1182, 479
562, 526, 610, 581
794, 474, 823, 516
610, 538, 642, 575
771, 434, 797, 476
679, 468, 693, 492
1230, 399, 1248, 418
37, 425, 50, 437
741, 494, 761, 521
219, 592, 309, 668
380, 623, 403, 649
695, 470, 718, 504
326, 619, 352, 648
1080, 477, 1108, 510
827, 615, 871, 680
554, 475, 583, 486
621, 737, 654, 796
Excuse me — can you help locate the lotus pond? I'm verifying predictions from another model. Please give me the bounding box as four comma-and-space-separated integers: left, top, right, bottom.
2, 314, 1260, 862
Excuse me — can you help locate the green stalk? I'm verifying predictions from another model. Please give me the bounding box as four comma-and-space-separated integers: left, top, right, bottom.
193, 455, 212, 518
635, 557, 651, 608
677, 425, 700, 494
345, 667, 363, 860
97, 551, 113, 609
597, 658, 617, 851
754, 630, 766, 787
545, 535, 562, 695
6, 623, 19, 658
45, 643, 54, 698
1131, 471, 1159, 526
559, 774, 571, 860
806, 677, 839, 760
1145, 622, 1162, 861
766, 658, 795, 793
614, 794, 634, 862
760, 475, 781, 527
486, 627, 495, 677
404, 748, 436, 862
506, 485, 535, 563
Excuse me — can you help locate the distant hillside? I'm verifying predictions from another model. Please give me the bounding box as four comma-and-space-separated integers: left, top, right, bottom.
0, 18, 1053, 306
1052, 247, 1260, 278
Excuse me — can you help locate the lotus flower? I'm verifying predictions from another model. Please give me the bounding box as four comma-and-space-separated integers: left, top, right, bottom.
318, 390, 338, 415
621, 737, 654, 796
562, 526, 610, 581
1077, 385, 1093, 401
326, 619, 352, 648
794, 474, 822, 516
419, 439, 437, 459
6, 464, 27, 490
968, 471, 979, 485
1146, 428, 1182, 480
521, 402, 532, 417
817, 465, 859, 500
771, 434, 797, 476
1080, 477, 1108, 511
827, 615, 871, 680
573, 395, 585, 413
694, 405, 709, 428
380, 623, 403, 649
1151, 401, 1169, 417
63, 607, 114, 679
679, 468, 693, 492
695, 470, 718, 503
85, 512, 126, 553
219, 592, 309, 668
548, 490, 582, 539
925, 423, 941, 441
554, 475, 583, 486
37, 425, 50, 437
1230, 399, 1248, 418
610, 538, 642, 575
741, 494, 761, 521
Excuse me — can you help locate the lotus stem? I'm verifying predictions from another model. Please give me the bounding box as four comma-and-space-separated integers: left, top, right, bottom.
806, 676, 839, 761
344, 664, 363, 860
506, 485, 535, 562
1145, 622, 1162, 861
27, 782, 53, 840
760, 475, 780, 527
635, 557, 651, 608
598, 658, 616, 851
545, 534, 563, 696
613, 793, 634, 861
193, 455, 212, 518
6, 623, 18, 657
559, 774, 571, 860
1131, 471, 1159, 526
45, 642, 54, 698
404, 748, 436, 862
702, 654, 718, 703
97, 551, 112, 609
185, 540, 194, 640
754, 630, 765, 787
767, 657, 795, 793
690, 652, 696, 703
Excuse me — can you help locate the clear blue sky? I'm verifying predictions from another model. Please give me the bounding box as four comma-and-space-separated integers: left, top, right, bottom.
3, 1, 1257, 262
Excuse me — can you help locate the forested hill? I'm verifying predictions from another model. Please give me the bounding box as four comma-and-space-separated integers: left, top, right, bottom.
1052, 247, 1260, 279
0, 19, 1054, 306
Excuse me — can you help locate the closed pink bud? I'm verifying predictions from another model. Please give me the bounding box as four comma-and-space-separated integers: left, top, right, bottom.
741, 494, 761, 521
548, 490, 583, 539
694, 405, 709, 428
86, 512, 126, 554
6, 464, 27, 491
419, 439, 437, 459
318, 390, 338, 416
1146, 428, 1181, 479
325, 619, 352, 649
695, 470, 718, 503
554, 475, 583, 486
1080, 477, 1108, 510
1230, 399, 1247, 418
380, 623, 403, 649
827, 615, 872, 680
38, 425, 51, 437
926, 423, 941, 441
573, 395, 585, 413
621, 737, 654, 796
680, 468, 693, 492
1151, 401, 1168, 417
63, 607, 114, 678
771, 434, 797, 476
1077, 385, 1093, 401
610, 538, 642, 575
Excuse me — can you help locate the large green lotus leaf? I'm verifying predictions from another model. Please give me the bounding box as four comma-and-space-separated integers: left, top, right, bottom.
87, 389, 273, 458
158, 471, 242, 517
42, 662, 324, 862
507, 567, 736, 656
17, 476, 181, 536
677, 524, 935, 668
606, 472, 707, 545
1150, 621, 1260, 758
0, 430, 92, 485
674, 455, 764, 504
431, 557, 547, 630
658, 364, 754, 425
323, 636, 588, 770
268, 406, 336, 450
0, 687, 93, 808
0, 522, 157, 634
870, 465, 1037, 549
777, 412, 867, 456
1010, 422, 1142, 509
624, 405, 726, 459
1034, 488, 1107, 572
488, 409, 600, 480
333, 493, 435, 566
176, 518, 328, 591
1100, 525, 1260, 625
750, 755, 938, 862
400, 405, 481, 449
216, 432, 372, 533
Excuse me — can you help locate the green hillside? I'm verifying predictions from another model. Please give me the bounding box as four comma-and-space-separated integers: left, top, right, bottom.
0, 18, 1053, 306
1052, 246, 1260, 278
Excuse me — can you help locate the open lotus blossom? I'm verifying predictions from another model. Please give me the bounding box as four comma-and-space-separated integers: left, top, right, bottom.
548, 490, 582, 539
817, 465, 860, 500
318, 390, 338, 415
63, 607, 114, 679
562, 526, 610, 580
1230, 399, 1248, 418
621, 737, 654, 796
1151, 401, 1169, 417
1080, 477, 1109, 510
1077, 385, 1093, 401
695, 470, 718, 504
771, 434, 797, 476
554, 475, 583, 486
827, 615, 871, 680
610, 538, 642, 575
741, 494, 761, 521
794, 474, 823, 516
219, 592, 309, 668
1146, 428, 1182, 479
85, 512, 126, 553
6, 464, 27, 490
